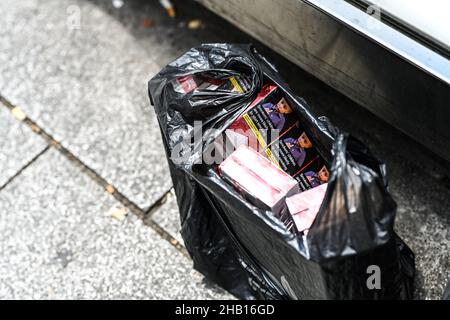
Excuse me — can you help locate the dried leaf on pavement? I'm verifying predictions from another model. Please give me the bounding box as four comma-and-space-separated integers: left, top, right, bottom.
106, 206, 129, 221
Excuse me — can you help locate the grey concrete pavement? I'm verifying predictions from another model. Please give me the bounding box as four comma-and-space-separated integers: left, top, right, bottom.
0, 0, 448, 299
0, 149, 231, 299
0, 105, 48, 188
0, 0, 171, 210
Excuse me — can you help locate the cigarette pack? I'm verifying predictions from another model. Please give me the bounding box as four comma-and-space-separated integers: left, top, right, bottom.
218, 145, 299, 215
223, 83, 330, 192
172, 74, 251, 94
285, 182, 328, 234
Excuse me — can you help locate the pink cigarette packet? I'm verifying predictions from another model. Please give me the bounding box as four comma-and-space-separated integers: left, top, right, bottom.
219, 145, 299, 214
286, 183, 328, 233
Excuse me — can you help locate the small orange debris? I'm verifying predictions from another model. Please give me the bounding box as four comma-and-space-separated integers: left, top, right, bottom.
105, 184, 115, 194
31, 124, 41, 133
188, 19, 203, 30
167, 7, 176, 18
142, 18, 155, 28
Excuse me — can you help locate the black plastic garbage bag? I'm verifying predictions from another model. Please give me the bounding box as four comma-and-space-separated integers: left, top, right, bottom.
148, 43, 415, 299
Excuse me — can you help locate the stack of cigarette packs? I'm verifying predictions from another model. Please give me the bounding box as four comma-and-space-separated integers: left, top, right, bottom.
224, 84, 330, 192
217, 82, 331, 235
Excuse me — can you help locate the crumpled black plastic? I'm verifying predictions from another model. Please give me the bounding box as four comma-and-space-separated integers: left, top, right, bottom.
149, 43, 415, 299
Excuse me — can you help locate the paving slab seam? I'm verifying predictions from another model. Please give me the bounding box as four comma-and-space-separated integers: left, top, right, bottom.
0, 145, 50, 192
0, 95, 189, 258
145, 188, 173, 218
